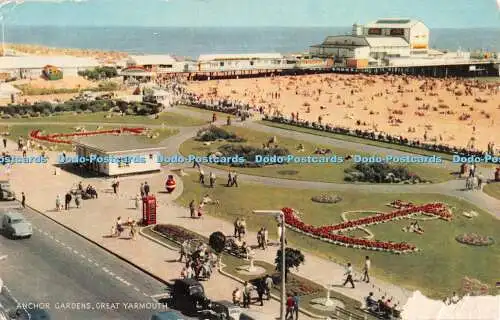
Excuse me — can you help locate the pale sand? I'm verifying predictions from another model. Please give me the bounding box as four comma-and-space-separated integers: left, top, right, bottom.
11, 75, 94, 89
187, 74, 500, 151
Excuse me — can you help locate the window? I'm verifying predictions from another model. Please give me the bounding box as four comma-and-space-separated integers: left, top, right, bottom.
368, 28, 382, 35
149, 154, 153, 160
250, 61, 254, 66
219, 62, 225, 67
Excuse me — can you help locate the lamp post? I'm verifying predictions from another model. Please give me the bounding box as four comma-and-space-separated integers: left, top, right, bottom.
253, 210, 286, 320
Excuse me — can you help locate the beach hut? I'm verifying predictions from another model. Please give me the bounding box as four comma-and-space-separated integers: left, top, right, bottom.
42, 65, 63, 80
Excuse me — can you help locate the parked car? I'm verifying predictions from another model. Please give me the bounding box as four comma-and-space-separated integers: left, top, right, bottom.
170, 278, 208, 315
0, 181, 15, 201
200, 300, 242, 320
150, 311, 189, 320
0, 211, 32, 239
239, 310, 276, 320
9, 308, 51, 320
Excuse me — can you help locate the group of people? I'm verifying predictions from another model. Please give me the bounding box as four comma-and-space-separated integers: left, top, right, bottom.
112, 216, 137, 239
402, 221, 424, 234
365, 292, 401, 319
139, 182, 151, 197
179, 241, 217, 281
232, 275, 275, 309
197, 168, 218, 188
343, 256, 372, 289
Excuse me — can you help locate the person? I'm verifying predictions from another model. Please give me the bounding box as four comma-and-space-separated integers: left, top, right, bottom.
180, 267, 188, 279
286, 294, 295, 319
129, 220, 137, 240
293, 292, 300, 320
197, 202, 204, 218
189, 200, 196, 218
65, 192, 72, 210
343, 262, 355, 288
56, 194, 62, 211
256, 281, 265, 306
242, 282, 251, 308
362, 256, 371, 283
78, 181, 83, 191
277, 222, 287, 245
199, 168, 205, 185
21, 192, 26, 208
140, 183, 145, 198
232, 173, 238, 187
2, 137, 6, 148
143, 182, 150, 196
232, 287, 242, 306
234, 218, 241, 238
365, 292, 377, 310
264, 274, 273, 300
227, 171, 233, 187
75, 195, 81, 209
135, 194, 140, 209
227, 115, 231, 126
22, 145, 27, 158
257, 228, 264, 249
115, 216, 124, 237
179, 240, 189, 262
209, 172, 216, 188
212, 112, 217, 123
239, 218, 246, 240
112, 180, 119, 194
451, 292, 460, 304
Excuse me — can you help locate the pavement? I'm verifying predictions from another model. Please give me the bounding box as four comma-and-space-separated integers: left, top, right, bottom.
0, 202, 168, 320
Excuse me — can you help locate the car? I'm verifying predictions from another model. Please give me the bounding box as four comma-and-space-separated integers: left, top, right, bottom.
238, 310, 276, 320
170, 278, 208, 315
0, 181, 15, 201
200, 300, 242, 320
150, 311, 189, 320
9, 308, 51, 320
0, 211, 33, 239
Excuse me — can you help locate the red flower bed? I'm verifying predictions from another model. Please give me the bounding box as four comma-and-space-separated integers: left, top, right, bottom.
281, 203, 452, 254
154, 224, 204, 244
30, 127, 146, 144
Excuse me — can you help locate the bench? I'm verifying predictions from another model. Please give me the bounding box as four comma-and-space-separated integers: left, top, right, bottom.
334, 306, 367, 320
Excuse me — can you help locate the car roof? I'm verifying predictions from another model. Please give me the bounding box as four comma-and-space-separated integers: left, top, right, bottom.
3, 211, 25, 220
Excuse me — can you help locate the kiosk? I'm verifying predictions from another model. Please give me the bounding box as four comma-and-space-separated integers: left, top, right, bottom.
142, 195, 157, 225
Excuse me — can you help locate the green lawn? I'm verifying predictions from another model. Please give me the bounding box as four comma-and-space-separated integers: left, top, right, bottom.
1, 111, 207, 127
2, 124, 178, 152
179, 125, 454, 184
484, 183, 500, 200
176, 176, 500, 299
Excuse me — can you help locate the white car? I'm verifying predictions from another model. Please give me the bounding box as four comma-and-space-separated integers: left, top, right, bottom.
0, 212, 33, 239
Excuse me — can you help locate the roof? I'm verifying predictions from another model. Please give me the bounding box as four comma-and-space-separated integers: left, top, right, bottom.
364, 37, 409, 47
365, 18, 421, 29
0, 55, 100, 70
74, 135, 165, 154
321, 36, 369, 47
3, 211, 25, 220
198, 53, 282, 62
128, 55, 177, 66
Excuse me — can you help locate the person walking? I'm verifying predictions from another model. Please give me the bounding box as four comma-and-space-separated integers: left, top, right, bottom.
209, 172, 216, 188
264, 274, 273, 300
293, 292, 300, 320
362, 256, 371, 283
65, 192, 72, 210
129, 221, 137, 240
242, 282, 252, 308
112, 179, 119, 194
21, 192, 26, 208
22, 146, 27, 158
75, 195, 81, 209
199, 168, 205, 185
227, 171, 233, 187
179, 240, 189, 262
256, 282, 265, 306
189, 200, 196, 218
140, 183, 145, 198
232, 173, 238, 187
144, 182, 150, 196
55, 194, 62, 211
2, 137, 6, 148
343, 262, 355, 288
286, 294, 295, 319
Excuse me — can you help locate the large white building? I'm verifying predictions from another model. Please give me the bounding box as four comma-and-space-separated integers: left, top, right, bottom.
197, 53, 286, 72
310, 18, 430, 63
0, 55, 100, 79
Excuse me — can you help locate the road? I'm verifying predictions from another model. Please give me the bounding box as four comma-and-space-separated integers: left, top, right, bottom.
0, 202, 174, 320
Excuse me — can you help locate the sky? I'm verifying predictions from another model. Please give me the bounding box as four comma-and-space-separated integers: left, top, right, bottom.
2, 0, 500, 28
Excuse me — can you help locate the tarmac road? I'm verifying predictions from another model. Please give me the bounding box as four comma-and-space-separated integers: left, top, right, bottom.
0, 202, 174, 320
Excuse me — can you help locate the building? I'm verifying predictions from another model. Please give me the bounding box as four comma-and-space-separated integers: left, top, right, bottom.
121, 54, 192, 78
310, 18, 430, 63
197, 53, 286, 72
73, 135, 165, 176
0, 55, 100, 79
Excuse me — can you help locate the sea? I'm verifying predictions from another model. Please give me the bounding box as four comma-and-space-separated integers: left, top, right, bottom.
5, 26, 500, 59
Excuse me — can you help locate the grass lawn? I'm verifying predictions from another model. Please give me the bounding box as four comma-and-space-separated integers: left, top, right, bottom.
176, 105, 230, 119
2, 124, 178, 152
179, 125, 454, 184
483, 182, 500, 200
0, 111, 207, 127
176, 176, 500, 299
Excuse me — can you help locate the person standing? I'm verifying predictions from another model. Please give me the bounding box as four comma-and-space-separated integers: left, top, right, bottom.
263, 227, 269, 249
293, 292, 300, 320
179, 240, 189, 262
140, 183, 145, 198
227, 171, 233, 187
209, 172, 216, 188
286, 294, 295, 319
256, 282, 265, 306
242, 282, 252, 308
362, 256, 371, 283
232, 173, 238, 187
22, 145, 27, 158
189, 200, 196, 218
75, 195, 81, 209
264, 274, 273, 300
55, 194, 62, 211
65, 192, 72, 210
144, 182, 150, 196
343, 262, 355, 288
199, 168, 205, 185
2, 137, 6, 148
21, 192, 26, 208
112, 179, 119, 194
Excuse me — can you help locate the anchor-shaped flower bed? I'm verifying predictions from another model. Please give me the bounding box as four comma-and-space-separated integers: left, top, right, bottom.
281, 203, 452, 254
30, 127, 146, 144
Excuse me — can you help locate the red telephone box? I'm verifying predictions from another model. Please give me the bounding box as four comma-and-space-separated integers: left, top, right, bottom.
142, 195, 157, 225
495, 168, 500, 182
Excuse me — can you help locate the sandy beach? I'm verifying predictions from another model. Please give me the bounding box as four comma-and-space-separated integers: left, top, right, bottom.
187, 74, 500, 151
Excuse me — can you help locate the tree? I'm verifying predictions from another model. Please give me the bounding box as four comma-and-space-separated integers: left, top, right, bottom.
275, 247, 305, 282
209, 231, 226, 267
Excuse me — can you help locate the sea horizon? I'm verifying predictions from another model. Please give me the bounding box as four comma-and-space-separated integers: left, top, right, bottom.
4, 25, 500, 59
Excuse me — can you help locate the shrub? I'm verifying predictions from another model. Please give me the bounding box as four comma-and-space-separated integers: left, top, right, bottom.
196, 126, 246, 142
344, 163, 423, 183
217, 144, 289, 166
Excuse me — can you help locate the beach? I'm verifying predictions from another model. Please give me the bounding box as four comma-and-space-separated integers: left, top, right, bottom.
187, 74, 500, 151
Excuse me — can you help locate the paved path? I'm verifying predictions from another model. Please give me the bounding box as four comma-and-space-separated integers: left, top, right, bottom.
0, 202, 166, 320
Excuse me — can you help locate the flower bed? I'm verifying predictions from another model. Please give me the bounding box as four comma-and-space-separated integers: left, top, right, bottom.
281, 202, 452, 254
387, 200, 416, 209
30, 127, 146, 144
455, 233, 494, 246
153, 224, 205, 244
311, 194, 343, 204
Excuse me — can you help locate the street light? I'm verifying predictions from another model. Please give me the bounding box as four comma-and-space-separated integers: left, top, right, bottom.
253, 209, 286, 320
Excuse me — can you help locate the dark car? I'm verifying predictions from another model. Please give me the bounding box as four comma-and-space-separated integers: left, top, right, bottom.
170, 278, 208, 315
10, 308, 51, 320
150, 311, 189, 320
